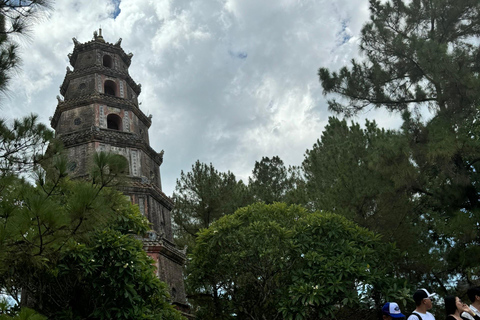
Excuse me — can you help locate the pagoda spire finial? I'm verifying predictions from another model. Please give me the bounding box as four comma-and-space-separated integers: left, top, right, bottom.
95, 28, 105, 43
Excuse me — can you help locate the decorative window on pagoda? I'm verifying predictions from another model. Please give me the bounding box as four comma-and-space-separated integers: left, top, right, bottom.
138, 197, 145, 215
104, 80, 116, 96
103, 54, 113, 68
107, 114, 122, 130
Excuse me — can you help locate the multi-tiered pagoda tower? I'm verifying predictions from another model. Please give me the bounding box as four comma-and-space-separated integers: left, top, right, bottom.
50, 29, 188, 312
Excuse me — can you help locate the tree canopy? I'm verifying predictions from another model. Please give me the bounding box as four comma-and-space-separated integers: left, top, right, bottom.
318, 0, 480, 297
319, 0, 480, 118
171, 1, 480, 317
302, 117, 446, 287
248, 156, 289, 204
188, 203, 406, 320
172, 160, 250, 250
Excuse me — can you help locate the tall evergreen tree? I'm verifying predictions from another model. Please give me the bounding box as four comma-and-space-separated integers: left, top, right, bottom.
0, 149, 183, 319
248, 156, 288, 204
0, 116, 182, 319
172, 160, 250, 250
318, 0, 480, 291
303, 117, 440, 285
248, 156, 309, 206
319, 0, 480, 118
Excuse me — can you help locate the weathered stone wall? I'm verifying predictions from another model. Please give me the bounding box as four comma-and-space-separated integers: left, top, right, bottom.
124, 193, 170, 236
96, 143, 139, 177
55, 105, 96, 133
66, 142, 96, 177
160, 204, 173, 241
153, 251, 187, 304
126, 85, 138, 104
147, 196, 165, 237
130, 109, 150, 143
63, 74, 96, 100
75, 50, 97, 69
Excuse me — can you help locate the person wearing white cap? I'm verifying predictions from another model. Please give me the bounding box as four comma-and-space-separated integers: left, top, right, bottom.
407, 288, 436, 320
382, 302, 406, 319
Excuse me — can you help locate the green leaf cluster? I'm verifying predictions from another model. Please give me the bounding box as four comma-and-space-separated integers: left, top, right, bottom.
248, 156, 308, 206
0, 307, 46, 320
302, 117, 432, 278
172, 157, 308, 255
188, 203, 403, 320
48, 227, 182, 320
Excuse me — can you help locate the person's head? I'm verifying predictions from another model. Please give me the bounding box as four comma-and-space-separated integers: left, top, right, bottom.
382, 302, 405, 320
444, 296, 464, 315
413, 288, 435, 309
467, 286, 480, 304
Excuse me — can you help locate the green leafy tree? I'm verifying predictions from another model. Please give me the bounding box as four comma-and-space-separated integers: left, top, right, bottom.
188, 203, 405, 320
0, 308, 46, 320
317, 0, 480, 293
282, 165, 309, 206
303, 118, 416, 237
35, 217, 183, 320
172, 160, 250, 250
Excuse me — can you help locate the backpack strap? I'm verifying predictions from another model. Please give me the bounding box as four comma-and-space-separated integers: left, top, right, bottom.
411, 312, 422, 320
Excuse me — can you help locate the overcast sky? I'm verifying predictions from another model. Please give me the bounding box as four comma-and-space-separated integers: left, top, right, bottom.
3, 0, 403, 195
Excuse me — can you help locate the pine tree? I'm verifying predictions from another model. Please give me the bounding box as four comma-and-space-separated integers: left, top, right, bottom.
319, 0, 480, 118
318, 0, 480, 292
172, 160, 250, 250
0, 1, 51, 95
248, 156, 289, 204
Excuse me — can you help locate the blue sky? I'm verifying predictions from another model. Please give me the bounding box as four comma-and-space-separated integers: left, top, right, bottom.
111, 0, 121, 19
2, 0, 403, 195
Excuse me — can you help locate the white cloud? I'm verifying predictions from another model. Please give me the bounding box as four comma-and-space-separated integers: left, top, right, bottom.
2, 0, 404, 195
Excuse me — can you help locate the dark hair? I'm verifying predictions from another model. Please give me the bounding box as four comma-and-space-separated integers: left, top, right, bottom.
413, 289, 428, 306
467, 287, 480, 303
414, 298, 422, 307
445, 296, 458, 316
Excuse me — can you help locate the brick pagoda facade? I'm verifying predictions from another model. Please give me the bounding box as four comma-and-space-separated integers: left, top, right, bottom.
50, 29, 190, 314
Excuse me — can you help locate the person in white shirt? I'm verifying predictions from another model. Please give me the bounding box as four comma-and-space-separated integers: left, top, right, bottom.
461, 286, 480, 320
406, 288, 436, 320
